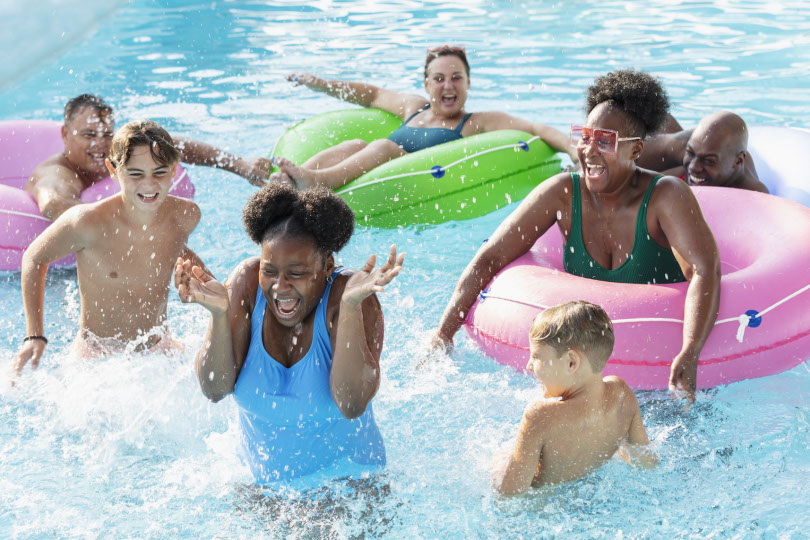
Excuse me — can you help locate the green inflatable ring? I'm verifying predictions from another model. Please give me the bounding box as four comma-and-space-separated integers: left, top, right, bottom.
270, 109, 562, 228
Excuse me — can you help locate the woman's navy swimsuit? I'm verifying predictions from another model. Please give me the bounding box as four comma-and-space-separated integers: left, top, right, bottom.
232, 268, 385, 483
387, 104, 472, 153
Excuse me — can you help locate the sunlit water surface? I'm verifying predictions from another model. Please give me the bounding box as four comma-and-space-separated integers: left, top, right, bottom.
2, 1, 810, 537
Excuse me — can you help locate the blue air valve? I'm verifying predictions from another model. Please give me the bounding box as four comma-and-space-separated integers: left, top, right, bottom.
745, 309, 762, 328
431, 165, 445, 179
479, 287, 490, 302
517, 141, 529, 152
736, 309, 762, 343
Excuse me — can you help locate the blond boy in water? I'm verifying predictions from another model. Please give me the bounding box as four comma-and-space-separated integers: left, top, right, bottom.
493, 301, 657, 495
12, 120, 202, 380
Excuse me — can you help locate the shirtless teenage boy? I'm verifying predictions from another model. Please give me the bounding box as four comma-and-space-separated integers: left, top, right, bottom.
12, 120, 202, 380
493, 301, 656, 496
638, 111, 768, 193
26, 94, 272, 221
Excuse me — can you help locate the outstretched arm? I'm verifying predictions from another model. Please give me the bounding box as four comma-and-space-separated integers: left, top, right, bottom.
173, 137, 272, 187
433, 174, 565, 350
330, 245, 405, 419
26, 165, 85, 221
286, 72, 425, 120
473, 111, 576, 162
656, 179, 721, 398
636, 129, 692, 172
12, 208, 94, 382
175, 258, 253, 401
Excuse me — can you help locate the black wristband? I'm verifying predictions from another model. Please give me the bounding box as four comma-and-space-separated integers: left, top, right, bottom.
23, 335, 48, 345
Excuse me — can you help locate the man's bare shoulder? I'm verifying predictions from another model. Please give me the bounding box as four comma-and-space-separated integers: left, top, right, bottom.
742, 174, 770, 194
27, 154, 84, 192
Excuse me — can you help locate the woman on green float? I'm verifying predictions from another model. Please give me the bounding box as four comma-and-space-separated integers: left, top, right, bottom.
269, 45, 576, 189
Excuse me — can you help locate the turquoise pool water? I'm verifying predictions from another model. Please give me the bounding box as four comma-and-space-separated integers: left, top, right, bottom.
2, 1, 810, 537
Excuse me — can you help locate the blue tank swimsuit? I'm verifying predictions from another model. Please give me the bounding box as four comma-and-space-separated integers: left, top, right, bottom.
387, 104, 473, 153
232, 269, 386, 483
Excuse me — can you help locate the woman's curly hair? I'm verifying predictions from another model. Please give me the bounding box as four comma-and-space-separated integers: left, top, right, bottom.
242, 182, 355, 254
585, 69, 670, 139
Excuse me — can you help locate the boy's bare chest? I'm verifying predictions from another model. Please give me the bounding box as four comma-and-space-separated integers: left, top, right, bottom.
77, 224, 185, 289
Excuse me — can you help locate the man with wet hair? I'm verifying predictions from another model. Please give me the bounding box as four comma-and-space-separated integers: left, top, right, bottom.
25, 93, 273, 221
638, 111, 768, 193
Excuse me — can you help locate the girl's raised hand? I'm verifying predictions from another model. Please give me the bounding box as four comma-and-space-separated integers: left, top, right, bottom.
174, 257, 229, 314
343, 245, 405, 308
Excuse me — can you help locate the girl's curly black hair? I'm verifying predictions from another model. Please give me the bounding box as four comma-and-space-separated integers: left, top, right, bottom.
585, 69, 670, 139
242, 182, 354, 255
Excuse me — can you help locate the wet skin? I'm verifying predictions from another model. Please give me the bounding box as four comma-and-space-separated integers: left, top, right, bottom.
636, 112, 768, 193
12, 145, 201, 380
25, 107, 115, 220
493, 342, 655, 494
175, 235, 404, 418
272, 56, 575, 188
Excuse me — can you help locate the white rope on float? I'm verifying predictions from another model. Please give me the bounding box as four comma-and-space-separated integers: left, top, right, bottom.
0, 208, 51, 221
335, 136, 542, 195
479, 281, 810, 344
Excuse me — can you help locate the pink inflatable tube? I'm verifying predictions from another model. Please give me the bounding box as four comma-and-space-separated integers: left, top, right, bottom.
464, 187, 810, 389
0, 120, 194, 271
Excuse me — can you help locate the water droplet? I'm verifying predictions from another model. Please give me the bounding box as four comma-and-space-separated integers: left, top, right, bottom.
556, 210, 562, 220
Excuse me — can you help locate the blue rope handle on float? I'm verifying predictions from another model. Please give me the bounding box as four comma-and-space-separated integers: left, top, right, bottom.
478, 282, 810, 344
335, 136, 539, 194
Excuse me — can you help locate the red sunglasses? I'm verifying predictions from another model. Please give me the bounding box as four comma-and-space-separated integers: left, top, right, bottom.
570, 124, 641, 154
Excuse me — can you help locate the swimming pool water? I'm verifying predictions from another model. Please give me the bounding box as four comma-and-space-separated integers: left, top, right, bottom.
2, 1, 809, 537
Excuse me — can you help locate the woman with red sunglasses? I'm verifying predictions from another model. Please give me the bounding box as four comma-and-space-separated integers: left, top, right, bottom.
269, 45, 575, 189
432, 69, 721, 400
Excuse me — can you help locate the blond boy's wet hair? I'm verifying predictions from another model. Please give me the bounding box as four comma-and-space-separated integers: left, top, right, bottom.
529, 301, 615, 371
109, 119, 180, 169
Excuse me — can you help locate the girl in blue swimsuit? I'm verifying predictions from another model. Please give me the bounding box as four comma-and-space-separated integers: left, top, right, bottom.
271, 45, 576, 190
174, 183, 405, 483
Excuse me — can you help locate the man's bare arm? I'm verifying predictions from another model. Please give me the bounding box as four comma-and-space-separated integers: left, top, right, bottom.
26, 164, 85, 220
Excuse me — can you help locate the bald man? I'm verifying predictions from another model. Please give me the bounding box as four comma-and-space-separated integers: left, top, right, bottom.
638, 111, 768, 193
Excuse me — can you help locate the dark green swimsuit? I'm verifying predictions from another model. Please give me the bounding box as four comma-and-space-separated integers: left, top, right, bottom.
563, 172, 686, 284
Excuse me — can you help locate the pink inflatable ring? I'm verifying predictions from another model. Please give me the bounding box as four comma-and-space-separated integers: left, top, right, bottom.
0, 120, 194, 271
464, 187, 810, 390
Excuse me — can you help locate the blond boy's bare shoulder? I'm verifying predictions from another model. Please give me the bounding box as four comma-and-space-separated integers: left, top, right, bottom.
524, 399, 566, 425
603, 375, 633, 394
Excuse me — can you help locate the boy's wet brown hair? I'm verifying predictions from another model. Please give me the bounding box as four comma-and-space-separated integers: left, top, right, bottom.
108, 120, 180, 169
529, 301, 615, 371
